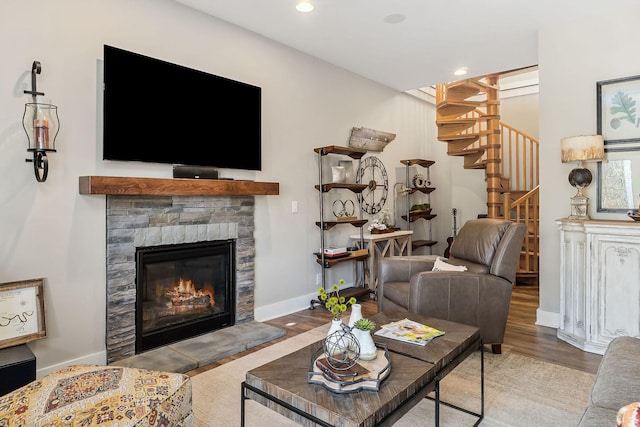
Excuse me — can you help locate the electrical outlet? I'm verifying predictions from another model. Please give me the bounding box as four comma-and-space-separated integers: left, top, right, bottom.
316, 273, 322, 286
291, 200, 298, 213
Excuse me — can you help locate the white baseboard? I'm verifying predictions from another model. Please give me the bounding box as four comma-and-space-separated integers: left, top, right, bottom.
254, 290, 324, 322
254, 282, 357, 322
38, 351, 106, 379
535, 308, 559, 328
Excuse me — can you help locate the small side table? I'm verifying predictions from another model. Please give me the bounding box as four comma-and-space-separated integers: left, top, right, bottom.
0, 344, 36, 395
350, 230, 413, 293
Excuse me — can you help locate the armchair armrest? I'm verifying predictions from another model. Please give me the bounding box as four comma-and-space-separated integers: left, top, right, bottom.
378, 256, 438, 283
377, 256, 438, 312
408, 271, 513, 346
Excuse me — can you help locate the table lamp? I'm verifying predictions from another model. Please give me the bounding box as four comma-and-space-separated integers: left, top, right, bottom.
560, 135, 605, 220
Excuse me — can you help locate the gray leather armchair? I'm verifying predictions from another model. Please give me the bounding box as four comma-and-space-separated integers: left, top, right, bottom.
377, 218, 527, 354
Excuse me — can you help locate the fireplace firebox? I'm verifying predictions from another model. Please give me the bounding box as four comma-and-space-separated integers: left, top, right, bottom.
135, 239, 236, 353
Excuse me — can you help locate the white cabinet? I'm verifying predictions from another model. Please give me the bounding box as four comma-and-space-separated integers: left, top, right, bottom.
557, 219, 640, 354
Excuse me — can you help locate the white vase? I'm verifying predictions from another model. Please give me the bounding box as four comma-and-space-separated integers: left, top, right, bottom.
327, 318, 344, 337
325, 319, 344, 356
353, 328, 377, 360
348, 304, 363, 328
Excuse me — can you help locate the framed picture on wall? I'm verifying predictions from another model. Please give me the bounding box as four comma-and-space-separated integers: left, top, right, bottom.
0, 278, 46, 349
597, 74, 640, 152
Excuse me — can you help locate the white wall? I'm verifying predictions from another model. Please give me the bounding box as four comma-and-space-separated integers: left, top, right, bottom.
7, 0, 630, 373
538, 5, 640, 324
501, 93, 539, 140
0, 0, 452, 374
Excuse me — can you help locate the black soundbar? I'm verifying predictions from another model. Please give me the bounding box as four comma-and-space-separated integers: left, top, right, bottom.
172, 165, 219, 180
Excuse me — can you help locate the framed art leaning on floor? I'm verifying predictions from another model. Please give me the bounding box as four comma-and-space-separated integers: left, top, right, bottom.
0, 278, 46, 349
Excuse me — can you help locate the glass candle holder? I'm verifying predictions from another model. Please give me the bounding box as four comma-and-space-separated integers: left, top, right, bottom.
23, 102, 59, 152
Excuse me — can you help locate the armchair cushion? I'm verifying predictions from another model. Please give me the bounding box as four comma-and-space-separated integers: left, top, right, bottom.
449, 218, 511, 266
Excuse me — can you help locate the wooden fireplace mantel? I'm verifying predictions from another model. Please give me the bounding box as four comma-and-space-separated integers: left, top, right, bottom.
78, 176, 279, 196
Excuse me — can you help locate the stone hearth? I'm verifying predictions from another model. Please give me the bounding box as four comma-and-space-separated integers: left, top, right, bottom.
105, 194, 256, 363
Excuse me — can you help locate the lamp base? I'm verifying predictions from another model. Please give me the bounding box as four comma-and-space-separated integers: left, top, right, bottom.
569, 194, 590, 220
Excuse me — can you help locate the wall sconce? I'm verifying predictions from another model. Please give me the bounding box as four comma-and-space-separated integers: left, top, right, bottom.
560, 134, 605, 220
22, 61, 59, 182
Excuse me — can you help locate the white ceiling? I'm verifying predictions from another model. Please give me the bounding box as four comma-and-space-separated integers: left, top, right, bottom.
174, 0, 637, 92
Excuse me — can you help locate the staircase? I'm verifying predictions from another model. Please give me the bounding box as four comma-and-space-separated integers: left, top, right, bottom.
435, 76, 539, 282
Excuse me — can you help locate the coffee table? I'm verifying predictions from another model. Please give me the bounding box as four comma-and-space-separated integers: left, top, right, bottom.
241, 311, 484, 426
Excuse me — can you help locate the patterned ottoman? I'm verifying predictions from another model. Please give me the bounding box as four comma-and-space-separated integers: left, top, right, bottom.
0, 364, 193, 426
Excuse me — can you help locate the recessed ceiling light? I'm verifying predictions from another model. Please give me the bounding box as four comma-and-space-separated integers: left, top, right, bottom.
454, 67, 468, 76
296, 1, 314, 12
384, 14, 406, 24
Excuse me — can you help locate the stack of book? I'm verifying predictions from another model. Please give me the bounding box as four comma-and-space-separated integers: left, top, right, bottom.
374, 318, 445, 346
315, 357, 370, 382
323, 247, 348, 258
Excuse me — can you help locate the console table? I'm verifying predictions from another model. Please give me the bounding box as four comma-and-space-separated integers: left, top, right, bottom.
557, 219, 640, 354
350, 230, 413, 293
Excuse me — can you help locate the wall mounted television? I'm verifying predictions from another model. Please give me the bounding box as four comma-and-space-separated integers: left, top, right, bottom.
103, 45, 261, 171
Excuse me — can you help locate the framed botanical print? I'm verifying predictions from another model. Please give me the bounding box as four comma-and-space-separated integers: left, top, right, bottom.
597, 75, 640, 152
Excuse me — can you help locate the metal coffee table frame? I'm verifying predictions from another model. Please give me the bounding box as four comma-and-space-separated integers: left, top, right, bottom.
241, 335, 484, 427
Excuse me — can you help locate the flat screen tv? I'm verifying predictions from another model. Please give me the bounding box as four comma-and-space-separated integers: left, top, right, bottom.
103, 45, 261, 171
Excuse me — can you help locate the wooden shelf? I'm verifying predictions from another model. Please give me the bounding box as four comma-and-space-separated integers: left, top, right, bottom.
314, 183, 368, 193
315, 219, 368, 230
315, 251, 369, 268
78, 176, 279, 196
400, 159, 435, 168
412, 239, 438, 250
314, 145, 367, 159
338, 286, 374, 300
401, 213, 437, 223
407, 187, 436, 195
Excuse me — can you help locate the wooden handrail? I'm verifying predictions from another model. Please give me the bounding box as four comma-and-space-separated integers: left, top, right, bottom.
503, 186, 539, 275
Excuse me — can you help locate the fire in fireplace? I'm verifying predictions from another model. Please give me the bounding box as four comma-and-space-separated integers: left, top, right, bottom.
135, 239, 236, 353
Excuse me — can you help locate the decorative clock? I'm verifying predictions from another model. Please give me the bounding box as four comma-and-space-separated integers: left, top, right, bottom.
356, 156, 389, 214
412, 173, 427, 188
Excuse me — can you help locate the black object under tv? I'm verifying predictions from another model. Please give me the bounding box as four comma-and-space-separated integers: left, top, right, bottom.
103, 45, 262, 171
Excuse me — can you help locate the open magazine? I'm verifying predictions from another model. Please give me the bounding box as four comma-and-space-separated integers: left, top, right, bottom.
374, 318, 445, 346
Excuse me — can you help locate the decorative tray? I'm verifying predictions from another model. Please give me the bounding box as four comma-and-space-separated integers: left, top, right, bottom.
307, 343, 391, 393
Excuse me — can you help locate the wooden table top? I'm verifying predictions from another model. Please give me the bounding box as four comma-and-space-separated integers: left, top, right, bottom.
245, 311, 481, 427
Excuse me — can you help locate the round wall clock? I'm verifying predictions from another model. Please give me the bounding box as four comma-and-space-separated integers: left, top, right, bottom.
356, 156, 389, 214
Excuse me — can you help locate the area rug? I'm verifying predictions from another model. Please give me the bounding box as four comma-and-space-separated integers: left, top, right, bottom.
191, 325, 595, 426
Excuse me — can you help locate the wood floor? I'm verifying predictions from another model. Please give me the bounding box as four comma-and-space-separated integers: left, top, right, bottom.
186, 285, 603, 377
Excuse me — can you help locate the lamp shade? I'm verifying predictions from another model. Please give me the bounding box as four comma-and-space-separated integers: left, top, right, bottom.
560, 135, 605, 163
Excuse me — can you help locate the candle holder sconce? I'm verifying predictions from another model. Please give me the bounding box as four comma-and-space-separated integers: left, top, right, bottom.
22, 61, 59, 182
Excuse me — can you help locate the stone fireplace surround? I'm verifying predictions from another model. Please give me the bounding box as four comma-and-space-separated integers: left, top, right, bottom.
105, 194, 256, 363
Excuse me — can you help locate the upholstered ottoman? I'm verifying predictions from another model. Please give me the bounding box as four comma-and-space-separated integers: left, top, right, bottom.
0, 364, 193, 426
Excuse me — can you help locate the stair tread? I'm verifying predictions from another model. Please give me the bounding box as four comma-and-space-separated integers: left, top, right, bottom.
437, 99, 500, 108
447, 148, 485, 156
447, 78, 499, 92
440, 129, 496, 139
436, 115, 500, 126
465, 160, 488, 169
436, 118, 477, 126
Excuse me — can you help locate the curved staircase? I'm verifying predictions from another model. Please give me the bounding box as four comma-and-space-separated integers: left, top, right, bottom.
436, 76, 539, 282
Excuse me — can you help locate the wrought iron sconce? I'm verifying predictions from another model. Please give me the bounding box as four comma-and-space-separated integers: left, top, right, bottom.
22, 61, 59, 182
